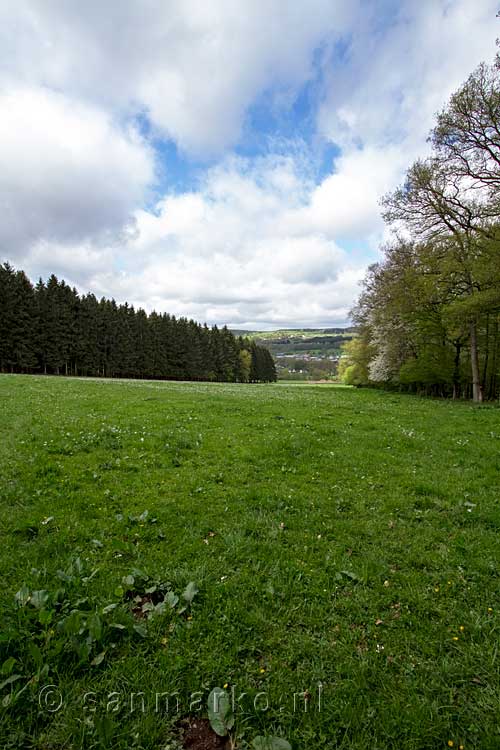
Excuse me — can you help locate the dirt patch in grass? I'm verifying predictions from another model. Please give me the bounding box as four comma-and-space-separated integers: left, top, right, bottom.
125, 589, 165, 619
180, 717, 230, 750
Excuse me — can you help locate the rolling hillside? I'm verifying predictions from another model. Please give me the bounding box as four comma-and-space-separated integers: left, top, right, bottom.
230, 327, 356, 379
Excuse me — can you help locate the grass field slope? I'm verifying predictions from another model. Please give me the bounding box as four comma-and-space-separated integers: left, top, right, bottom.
1, 375, 499, 749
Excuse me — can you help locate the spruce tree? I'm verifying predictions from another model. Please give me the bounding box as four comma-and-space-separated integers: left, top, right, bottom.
0, 264, 279, 385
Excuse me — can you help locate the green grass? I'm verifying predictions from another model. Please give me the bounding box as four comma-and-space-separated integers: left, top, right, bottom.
1, 374, 500, 749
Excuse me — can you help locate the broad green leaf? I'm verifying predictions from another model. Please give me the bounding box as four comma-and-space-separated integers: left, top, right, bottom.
63, 610, 82, 635
91, 651, 106, 667
153, 601, 166, 616
88, 613, 103, 641
252, 737, 292, 750
39, 609, 53, 626
28, 641, 42, 667
133, 623, 147, 638
207, 687, 234, 736
0, 674, 22, 691
14, 586, 30, 607
165, 591, 179, 608
30, 590, 49, 609
182, 581, 199, 604
1, 658, 16, 676
95, 715, 114, 743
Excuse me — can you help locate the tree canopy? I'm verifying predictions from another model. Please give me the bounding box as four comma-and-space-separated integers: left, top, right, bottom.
342, 56, 500, 401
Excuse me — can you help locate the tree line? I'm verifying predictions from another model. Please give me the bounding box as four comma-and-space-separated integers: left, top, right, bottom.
0, 264, 277, 383
341, 55, 500, 401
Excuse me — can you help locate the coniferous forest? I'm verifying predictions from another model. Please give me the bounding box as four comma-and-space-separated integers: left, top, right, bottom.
341, 56, 500, 402
0, 264, 276, 383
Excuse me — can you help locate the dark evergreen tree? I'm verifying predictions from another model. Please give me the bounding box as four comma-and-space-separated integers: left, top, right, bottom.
0, 264, 277, 383
0, 263, 37, 372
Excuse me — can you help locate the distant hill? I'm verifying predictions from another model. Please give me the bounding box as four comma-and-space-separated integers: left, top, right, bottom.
229, 326, 356, 340
229, 327, 356, 380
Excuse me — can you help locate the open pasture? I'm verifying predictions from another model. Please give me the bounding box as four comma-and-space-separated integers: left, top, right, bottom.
1, 375, 499, 749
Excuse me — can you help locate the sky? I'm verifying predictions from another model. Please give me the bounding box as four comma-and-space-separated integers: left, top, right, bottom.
1, 0, 499, 330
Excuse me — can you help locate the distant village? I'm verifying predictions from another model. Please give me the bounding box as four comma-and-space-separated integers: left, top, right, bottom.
250, 330, 352, 380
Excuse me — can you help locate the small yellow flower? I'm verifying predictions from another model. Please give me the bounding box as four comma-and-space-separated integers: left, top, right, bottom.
488, 607, 493, 613
259, 668, 266, 674
459, 745, 464, 750
187, 616, 192, 621
447, 580, 452, 585
459, 625, 464, 632
434, 587, 440, 593
161, 637, 168, 645
223, 683, 228, 689
452, 636, 459, 641
448, 741, 454, 748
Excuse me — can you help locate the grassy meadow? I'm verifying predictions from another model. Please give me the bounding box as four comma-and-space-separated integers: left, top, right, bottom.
1, 374, 499, 749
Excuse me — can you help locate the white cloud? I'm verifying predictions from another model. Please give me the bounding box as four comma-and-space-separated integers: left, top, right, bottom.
0, 0, 358, 155
0, 87, 154, 255
318, 0, 499, 152
1, 0, 499, 328
18, 154, 365, 328
287, 145, 409, 242
315, 0, 500, 240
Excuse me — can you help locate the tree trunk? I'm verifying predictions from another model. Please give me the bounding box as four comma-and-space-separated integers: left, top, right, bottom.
452, 340, 461, 399
482, 313, 489, 394
488, 315, 499, 400
470, 319, 483, 402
